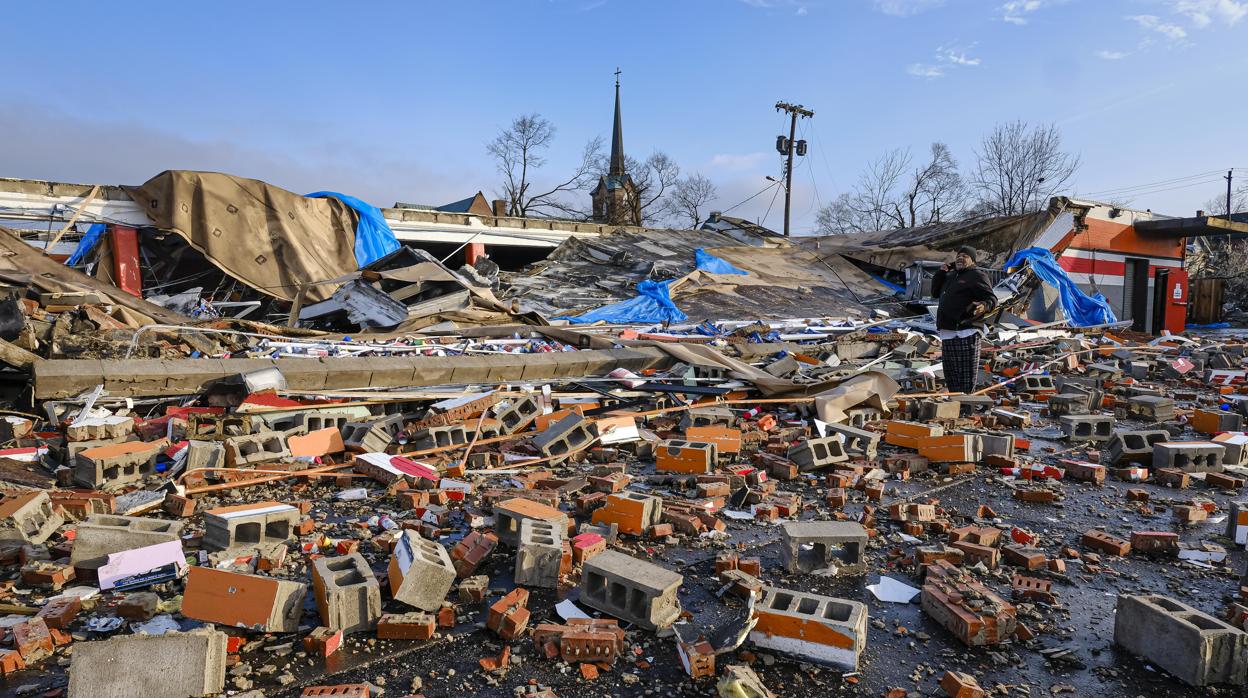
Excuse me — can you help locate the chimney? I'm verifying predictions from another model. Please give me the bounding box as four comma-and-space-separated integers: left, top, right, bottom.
1197, 209, 1205, 218
708, 211, 721, 223
492, 199, 508, 218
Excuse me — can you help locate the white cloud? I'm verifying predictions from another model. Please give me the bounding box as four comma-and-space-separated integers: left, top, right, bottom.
796, 5, 808, 14
906, 63, 945, 78
872, 0, 944, 16
1129, 14, 1188, 40
709, 152, 770, 171
937, 44, 981, 65
1168, 0, 1248, 27
1000, 0, 1045, 24
1095, 49, 1129, 59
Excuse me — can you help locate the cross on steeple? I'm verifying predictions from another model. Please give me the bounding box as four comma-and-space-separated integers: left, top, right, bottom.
614, 67, 621, 87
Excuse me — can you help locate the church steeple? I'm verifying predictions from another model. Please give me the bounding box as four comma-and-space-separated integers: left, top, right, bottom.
609, 68, 626, 178
590, 68, 641, 227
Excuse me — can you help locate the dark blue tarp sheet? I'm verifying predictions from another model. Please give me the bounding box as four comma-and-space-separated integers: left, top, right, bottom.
305, 191, 401, 268
66, 223, 107, 266
559, 279, 687, 325
694, 248, 748, 275
1005, 246, 1117, 327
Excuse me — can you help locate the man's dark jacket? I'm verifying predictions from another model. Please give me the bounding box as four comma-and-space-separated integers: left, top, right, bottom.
931, 266, 997, 331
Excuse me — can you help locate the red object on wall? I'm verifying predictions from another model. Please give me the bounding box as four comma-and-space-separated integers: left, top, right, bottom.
110, 226, 142, 297
1164, 267, 1188, 335
464, 242, 486, 266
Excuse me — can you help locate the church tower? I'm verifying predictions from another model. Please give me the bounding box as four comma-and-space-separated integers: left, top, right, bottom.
591, 70, 641, 226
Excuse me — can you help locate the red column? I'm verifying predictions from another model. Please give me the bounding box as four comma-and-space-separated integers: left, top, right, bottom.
110, 225, 142, 297
464, 242, 486, 266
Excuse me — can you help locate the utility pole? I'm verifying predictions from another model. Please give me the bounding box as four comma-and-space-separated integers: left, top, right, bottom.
774, 101, 814, 237
1226, 169, 1234, 220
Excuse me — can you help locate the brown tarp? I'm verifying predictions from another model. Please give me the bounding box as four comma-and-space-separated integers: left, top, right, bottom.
125, 171, 360, 303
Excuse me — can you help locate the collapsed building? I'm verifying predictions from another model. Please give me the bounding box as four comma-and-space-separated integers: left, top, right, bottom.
1, 146, 1248, 698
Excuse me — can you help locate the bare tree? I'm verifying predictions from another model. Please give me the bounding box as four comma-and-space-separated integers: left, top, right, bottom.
591, 150, 681, 224
487, 114, 603, 218
665, 173, 718, 229
972, 121, 1079, 216
815, 143, 968, 234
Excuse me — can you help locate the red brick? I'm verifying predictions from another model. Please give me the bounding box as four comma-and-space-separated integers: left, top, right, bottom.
300, 685, 371, 698
12, 617, 53, 663
377, 612, 436, 640
1081, 530, 1130, 556
0, 649, 25, 675
940, 670, 984, 698
487, 588, 530, 640
1130, 531, 1179, 556
303, 627, 343, 656
36, 596, 81, 630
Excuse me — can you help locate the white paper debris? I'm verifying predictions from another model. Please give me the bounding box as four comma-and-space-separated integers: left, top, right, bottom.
867, 576, 921, 603
556, 599, 591, 620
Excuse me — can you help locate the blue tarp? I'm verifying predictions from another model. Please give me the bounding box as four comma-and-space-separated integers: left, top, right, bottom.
305, 191, 401, 268
694, 248, 748, 275
66, 223, 107, 266
559, 279, 687, 325
1005, 247, 1118, 327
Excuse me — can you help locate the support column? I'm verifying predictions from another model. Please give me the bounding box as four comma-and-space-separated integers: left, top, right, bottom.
110, 225, 142, 298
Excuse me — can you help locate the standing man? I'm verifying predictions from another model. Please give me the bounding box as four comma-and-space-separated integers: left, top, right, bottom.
931, 246, 997, 394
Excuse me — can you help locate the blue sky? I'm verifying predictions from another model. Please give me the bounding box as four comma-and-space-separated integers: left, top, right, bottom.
3, 0, 1245, 232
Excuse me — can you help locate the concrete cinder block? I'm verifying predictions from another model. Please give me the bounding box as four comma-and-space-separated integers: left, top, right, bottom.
202, 501, 299, 552
1114, 594, 1248, 686
1127, 395, 1176, 420
1017, 375, 1056, 393
340, 414, 404, 454
917, 433, 984, 462
72, 440, 165, 490
1106, 429, 1170, 466
405, 424, 467, 451
65, 415, 134, 442
181, 566, 306, 632
980, 433, 1015, 460
590, 491, 662, 537
515, 518, 565, 588
918, 399, 961, 421
1191, 409, 1244, 435
388, 529, 455, 612
1153, 442, 1226, 473
1214, 433, 1248, 466
1047, 393, 1090, 416
680, 406, 736, 429
1059, 415, 1113, 442
67, 628, 227, 698
184, 439, 225, 472
312, 553, 382, 634
780, 521, 867, 574
494, 497, 569, 548
70, 514, 184, 571
0, 491, 63, 545
656, 440, 717, 474
787, 437, 848, 472
222, 431, 291, 467
822, 423, 880, 459
489, 395, 541, 434
580, 549, 682, 630
531, 413, 594, 463
750, 585, 868, 670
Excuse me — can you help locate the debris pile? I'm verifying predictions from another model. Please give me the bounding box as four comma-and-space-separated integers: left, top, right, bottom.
1, 263, 1248, 698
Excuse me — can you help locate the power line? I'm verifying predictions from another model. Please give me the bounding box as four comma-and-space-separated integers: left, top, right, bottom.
761, 179, 784, 225
1083, 168, 1235, 196
720, 180, 782, 215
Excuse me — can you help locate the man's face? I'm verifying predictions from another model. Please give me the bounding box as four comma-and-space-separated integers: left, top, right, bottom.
954, 252, 974, 270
